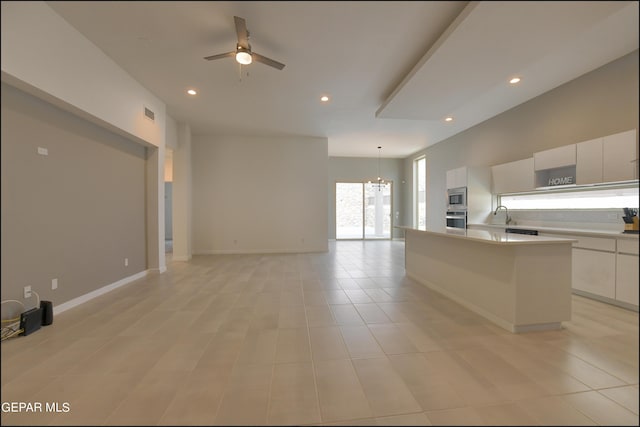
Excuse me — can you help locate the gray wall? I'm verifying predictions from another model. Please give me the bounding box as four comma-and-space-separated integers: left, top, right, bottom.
329, 157, 405, 239
1, 83, 147, 313
402, 50, 639, 230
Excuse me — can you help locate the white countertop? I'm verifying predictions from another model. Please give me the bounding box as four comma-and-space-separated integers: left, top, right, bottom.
396, 226, 576, 246
468, 223, 639, 240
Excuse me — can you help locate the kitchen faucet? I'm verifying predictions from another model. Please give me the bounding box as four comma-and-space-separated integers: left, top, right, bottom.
494, 205, 512, 225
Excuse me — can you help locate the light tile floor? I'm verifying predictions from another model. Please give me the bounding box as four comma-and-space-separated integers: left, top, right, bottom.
1, 240, 638, 426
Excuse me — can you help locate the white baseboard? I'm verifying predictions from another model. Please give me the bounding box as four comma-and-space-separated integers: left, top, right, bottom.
195, 247, 328, 255
53, 270, 148, 316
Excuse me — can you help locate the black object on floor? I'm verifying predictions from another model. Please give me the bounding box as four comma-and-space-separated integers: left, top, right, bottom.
20, 307, 42, 336
41, 300, 53, 326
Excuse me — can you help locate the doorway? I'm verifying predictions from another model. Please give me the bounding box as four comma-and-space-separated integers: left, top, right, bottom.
336, 181, 392, 240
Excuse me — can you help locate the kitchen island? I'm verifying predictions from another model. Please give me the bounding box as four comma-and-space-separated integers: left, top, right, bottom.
398, 226, 577, 333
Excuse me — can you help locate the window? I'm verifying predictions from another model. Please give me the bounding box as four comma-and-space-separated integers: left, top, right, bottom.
414, 156, 426, 229
499, 184, 639, 210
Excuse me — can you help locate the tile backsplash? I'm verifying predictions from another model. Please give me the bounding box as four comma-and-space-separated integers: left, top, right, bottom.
510, 209, 628, 232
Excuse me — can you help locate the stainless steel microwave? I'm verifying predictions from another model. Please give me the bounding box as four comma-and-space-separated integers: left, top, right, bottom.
447, 187, 467, 209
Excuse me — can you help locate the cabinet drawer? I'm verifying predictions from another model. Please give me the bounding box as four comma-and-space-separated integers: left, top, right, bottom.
572, 236, 615, 252
547, 234, 616, 251
618, 239, 639, 255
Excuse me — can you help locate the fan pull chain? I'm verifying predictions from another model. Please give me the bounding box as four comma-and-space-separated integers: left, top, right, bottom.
237, 64, 250, 82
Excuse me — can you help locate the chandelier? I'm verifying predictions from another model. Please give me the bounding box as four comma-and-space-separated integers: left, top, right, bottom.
368, 146, 387, 191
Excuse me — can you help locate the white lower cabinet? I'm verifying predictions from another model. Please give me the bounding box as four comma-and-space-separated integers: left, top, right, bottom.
539, 232, 638, 309
572, 248, 616, 299
616, 254, 639, 306
616, 239, 639, 307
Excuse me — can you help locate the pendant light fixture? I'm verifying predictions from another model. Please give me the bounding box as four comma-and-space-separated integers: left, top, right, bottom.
368, 146, 386, 191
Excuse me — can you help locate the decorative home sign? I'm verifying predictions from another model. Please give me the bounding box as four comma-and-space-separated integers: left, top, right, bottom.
535, 165, 577, 188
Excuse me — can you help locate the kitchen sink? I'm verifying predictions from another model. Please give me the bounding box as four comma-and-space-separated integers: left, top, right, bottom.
505, 227, 538, 236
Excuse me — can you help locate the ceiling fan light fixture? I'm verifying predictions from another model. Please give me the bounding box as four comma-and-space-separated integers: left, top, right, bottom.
236, 50, 252, 65
204, 17, 284, 70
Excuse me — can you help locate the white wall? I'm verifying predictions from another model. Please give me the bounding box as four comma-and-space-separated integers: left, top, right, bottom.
165, 182, 173, 240
173, 123, 193, 261
1, 1, 165, 148
402, 50, 639, 230
165, 116, 178, 150
192, 135, 329, 254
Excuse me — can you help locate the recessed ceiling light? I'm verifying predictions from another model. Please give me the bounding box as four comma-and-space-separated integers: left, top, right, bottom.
320, 95, 330, 102
509, 77, 521, 84
187, 89, 197, 95
445, 116, 453, 122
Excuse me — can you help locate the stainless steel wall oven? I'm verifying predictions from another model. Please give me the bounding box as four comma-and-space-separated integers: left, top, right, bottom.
446, 210, 467, 229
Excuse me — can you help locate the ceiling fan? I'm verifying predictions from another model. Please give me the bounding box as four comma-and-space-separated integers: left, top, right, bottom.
204, 16, 285, 70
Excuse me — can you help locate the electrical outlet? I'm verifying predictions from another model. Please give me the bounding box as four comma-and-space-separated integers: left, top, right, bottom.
24, 285, 32, 299
52, 278, 58, 290
124, 258, 129, 267
37, 147, 48, 156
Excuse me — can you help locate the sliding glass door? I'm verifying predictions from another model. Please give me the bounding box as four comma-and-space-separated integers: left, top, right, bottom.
336, 183, 364, 239
364, 182, 391, 239
336, 182, 392, 240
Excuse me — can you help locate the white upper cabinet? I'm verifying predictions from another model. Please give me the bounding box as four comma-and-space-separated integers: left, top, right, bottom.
534, 144, 576, 171
602, 129, 638, 182
491, 158, 534, 194
576, 129, 638, 184
576, 137, 604, 185
446, 166, 467, 189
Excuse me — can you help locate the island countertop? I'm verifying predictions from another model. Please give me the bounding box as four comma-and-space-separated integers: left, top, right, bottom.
467, 223, 639, 240
396, 225, 577, 246
400, 225, 574, 333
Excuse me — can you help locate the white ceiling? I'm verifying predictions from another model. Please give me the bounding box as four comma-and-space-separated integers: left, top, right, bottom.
46, 1, 638, 158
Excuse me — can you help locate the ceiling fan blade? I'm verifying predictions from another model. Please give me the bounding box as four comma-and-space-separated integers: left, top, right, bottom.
204, 52, 235, 61
234, 16, 249, 48
252, 52, 285, 70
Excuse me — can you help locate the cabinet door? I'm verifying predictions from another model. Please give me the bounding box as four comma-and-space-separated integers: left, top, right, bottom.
491, 158, 534, 194
446, 169, 456, 189
572, 248, 616, 298
456, 167, 467, 188
534, 144, 576, 171
616, 254, 639, 306
576, 137, 603, 185
446, 166, 467, 189
603, 129, 638, 182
